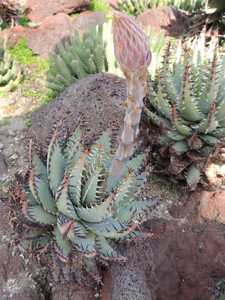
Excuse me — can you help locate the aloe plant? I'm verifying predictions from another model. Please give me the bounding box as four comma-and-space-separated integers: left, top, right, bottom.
146, 41, 225, 190
22, 127, 152, 262
118, 0, 204, 16
0, 38, 23, 92
47, 25, 108, 93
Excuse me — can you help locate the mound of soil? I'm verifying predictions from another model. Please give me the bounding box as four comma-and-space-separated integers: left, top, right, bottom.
30, 73, 126, 151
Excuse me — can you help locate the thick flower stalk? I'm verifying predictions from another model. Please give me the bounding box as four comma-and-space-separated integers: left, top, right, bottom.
110, 11, 151, 178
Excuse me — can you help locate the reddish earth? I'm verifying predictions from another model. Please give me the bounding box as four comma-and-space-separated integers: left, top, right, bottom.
101, 190, 225, 300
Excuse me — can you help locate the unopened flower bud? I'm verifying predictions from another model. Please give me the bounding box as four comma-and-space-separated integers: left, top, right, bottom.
112, 11, 151, 74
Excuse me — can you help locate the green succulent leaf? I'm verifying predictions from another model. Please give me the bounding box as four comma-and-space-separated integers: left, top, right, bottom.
76, 196, 113, 223
82, 168, 105, 206
96, 236, 124, 260
115, 200, 150, 225
34, 176, 57, 214
47, 132, 66, 195
114, 174, 141, 209
64, 127, 83, 164
167, 130, 185, 141
25, 204, 57, 225
123, 154, 145, 176
69, 153, 87, 206
179, 83, 203, 122
216, 100, 225, 126
171, 141, 188, 155
54, 226, 72, 261
200, 135, 219, 146
67, 229, 96, 254
56, 180, 78, 219
85, 217, 126, 238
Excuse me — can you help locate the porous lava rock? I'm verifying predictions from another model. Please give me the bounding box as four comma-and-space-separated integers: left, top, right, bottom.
26, 0, 90, 23
27, 13, 73, 58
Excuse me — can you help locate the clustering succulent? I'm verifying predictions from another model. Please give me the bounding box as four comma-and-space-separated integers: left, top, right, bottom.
0, 39, 23, 92
146, 42, 225, 190
118, 0, 204, 16
47, 25, 108, 93
22, 127, 152, 262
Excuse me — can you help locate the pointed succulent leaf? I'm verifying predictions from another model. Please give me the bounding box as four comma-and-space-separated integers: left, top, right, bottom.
114, 174, 141, 209
56, 179, 78, 219
96, 236, 124, 260
123, 154, 144, 176
47, 131, 66, 195
57, 214, 75, 236
167, 130, 185, 141
115, 200, 150, 224
216, 100, 225, 126
171, 141, 188, 155
200, 135, 219, 146
34, 176, 57, 214
25, 190, 39, 206
85, 217, 126, 238
82, 168, 105, 206
151, 90, 172, 119
54, 226, 72, 261
179, 89, 203, 122
64, 127, 82, 163
31, 153, 47, 178
76, 195, 113, 223
25, 204, 57, 225
69, 153, 87, 206
145, 109, 170, 129
67, 229, 96, 254
174, 122, 192, 137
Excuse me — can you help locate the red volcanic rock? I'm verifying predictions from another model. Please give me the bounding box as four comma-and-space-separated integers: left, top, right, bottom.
137, 6, 190, 37
26, 0, 90, 22
27, 13, 73, 58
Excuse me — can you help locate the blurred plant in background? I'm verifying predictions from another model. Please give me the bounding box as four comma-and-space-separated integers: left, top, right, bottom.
118, 0, 204, 16
0, 37, 23, 92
